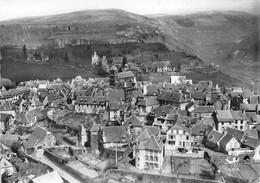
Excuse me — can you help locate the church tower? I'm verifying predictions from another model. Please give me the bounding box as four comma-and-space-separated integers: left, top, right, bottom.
109, 65, 118, 86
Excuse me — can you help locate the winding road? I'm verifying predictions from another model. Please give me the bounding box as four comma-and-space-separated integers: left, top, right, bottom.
31, 150, 83, 183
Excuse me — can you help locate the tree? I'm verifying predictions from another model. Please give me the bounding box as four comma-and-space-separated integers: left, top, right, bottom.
22, 44, 27, 57
96, 61, 107, 76
122, 56, 127, 66
64, 52, 69, 63
11, 142, 20, 153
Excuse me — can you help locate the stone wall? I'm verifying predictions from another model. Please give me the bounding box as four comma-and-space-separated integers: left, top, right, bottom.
109, 169, 223, 183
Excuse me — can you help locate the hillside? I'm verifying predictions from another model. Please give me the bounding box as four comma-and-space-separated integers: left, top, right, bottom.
0, 9, 259, 91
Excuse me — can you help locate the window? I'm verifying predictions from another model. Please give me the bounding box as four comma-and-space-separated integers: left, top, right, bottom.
186, 136, 189, 140
222, 122, 224, 125
150, 156, 153, 161
240, 126, 243, 130
145, 155, 148, 160
155, 156, 158, 161
179, 141, 182, 146
235, 121, 238, 124
155, 163, 159, 168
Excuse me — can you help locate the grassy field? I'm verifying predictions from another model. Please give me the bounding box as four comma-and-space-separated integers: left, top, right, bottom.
1, 58, 98, 83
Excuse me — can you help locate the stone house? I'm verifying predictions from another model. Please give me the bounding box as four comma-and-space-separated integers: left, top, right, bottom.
135, 135, 164, 171
22, 126, 56, 154
74, 96, 106, 114
212, 110, 235, 133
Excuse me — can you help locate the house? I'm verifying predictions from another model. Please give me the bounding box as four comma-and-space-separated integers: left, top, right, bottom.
252, 142, 260, 162
152, 105, 175, 130
157, 90, 190, 109
15, 113, 32, 127
117, 71, 136, 83
0, 157, 14, 177
106, 88, 125, 103
0, 143, 12, 160
143, 84, 161, 97
165, 123, 197, 153
212, 110, 235, 133
246, 112, 260, 128
203, 126, 223, 150
170, 76, 187, 84
0, 100, 12, 111
191, 90, 206, 105
22, 126, 56, 154
137, 97, 160, 116
230, 110, 248, 131
0, 113, 15, 133
240, 104, 259, 113
102, 126, 129, 149
190, 106, 214, 118
135, 135, 164, 170
218, 133, 240, 154
28, 97, 43, 111
26, 108, 45, 125
74, 96, 106, 114
153, 61, 174, 73
108, 102, 121, 122
124, 114, 143, 139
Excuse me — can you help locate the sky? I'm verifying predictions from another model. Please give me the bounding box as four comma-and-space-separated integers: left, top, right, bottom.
0, 0, 258, 21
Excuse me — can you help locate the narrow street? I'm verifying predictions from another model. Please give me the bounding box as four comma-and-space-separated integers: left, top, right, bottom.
31, 150, 83, 183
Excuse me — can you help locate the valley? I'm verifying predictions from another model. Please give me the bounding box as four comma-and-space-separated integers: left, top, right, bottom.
0, 9, 259, 91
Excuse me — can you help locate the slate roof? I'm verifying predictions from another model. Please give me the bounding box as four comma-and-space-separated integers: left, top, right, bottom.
245, 129, 259, 139
146, 84, 161, 96
191, 90, 206, 100
110, 65, 118, 71
0, 113, 12, 123
246, 112, 258, 124
226, 127, 245, 140
169, 123, 190, 134
137, 97, 159, 107
143, 126, 160, 137
102, 126, 128, 143
118, 71, 135, 79
249, 95, 260, 104
157, 90, 187, 103
207, 130, 223, 144
125, 115, 142, 127
230, 110, 247, 120
165, 114, 177, 121
191, 124, 208, 136
15, 113, 29, 124
109, 102, 120, 111
153, 105, 175, 118
0, 134, 20, 147
133, 88, 144, 98
137, 135, 161, 151
240, 104, 258, 111
132, 128, 150, 144
191, 106, 214, 113
75, 96, 106, 106
32, 98, 43, 106
0, 101, 12, 111
219, 133, 235, 149
241, 136, 260, 149
107, 89, 125, 102
216, 110, 234, 121
23, 126, 49, 149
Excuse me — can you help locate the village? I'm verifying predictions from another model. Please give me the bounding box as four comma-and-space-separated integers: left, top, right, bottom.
1, 51, 260, 183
